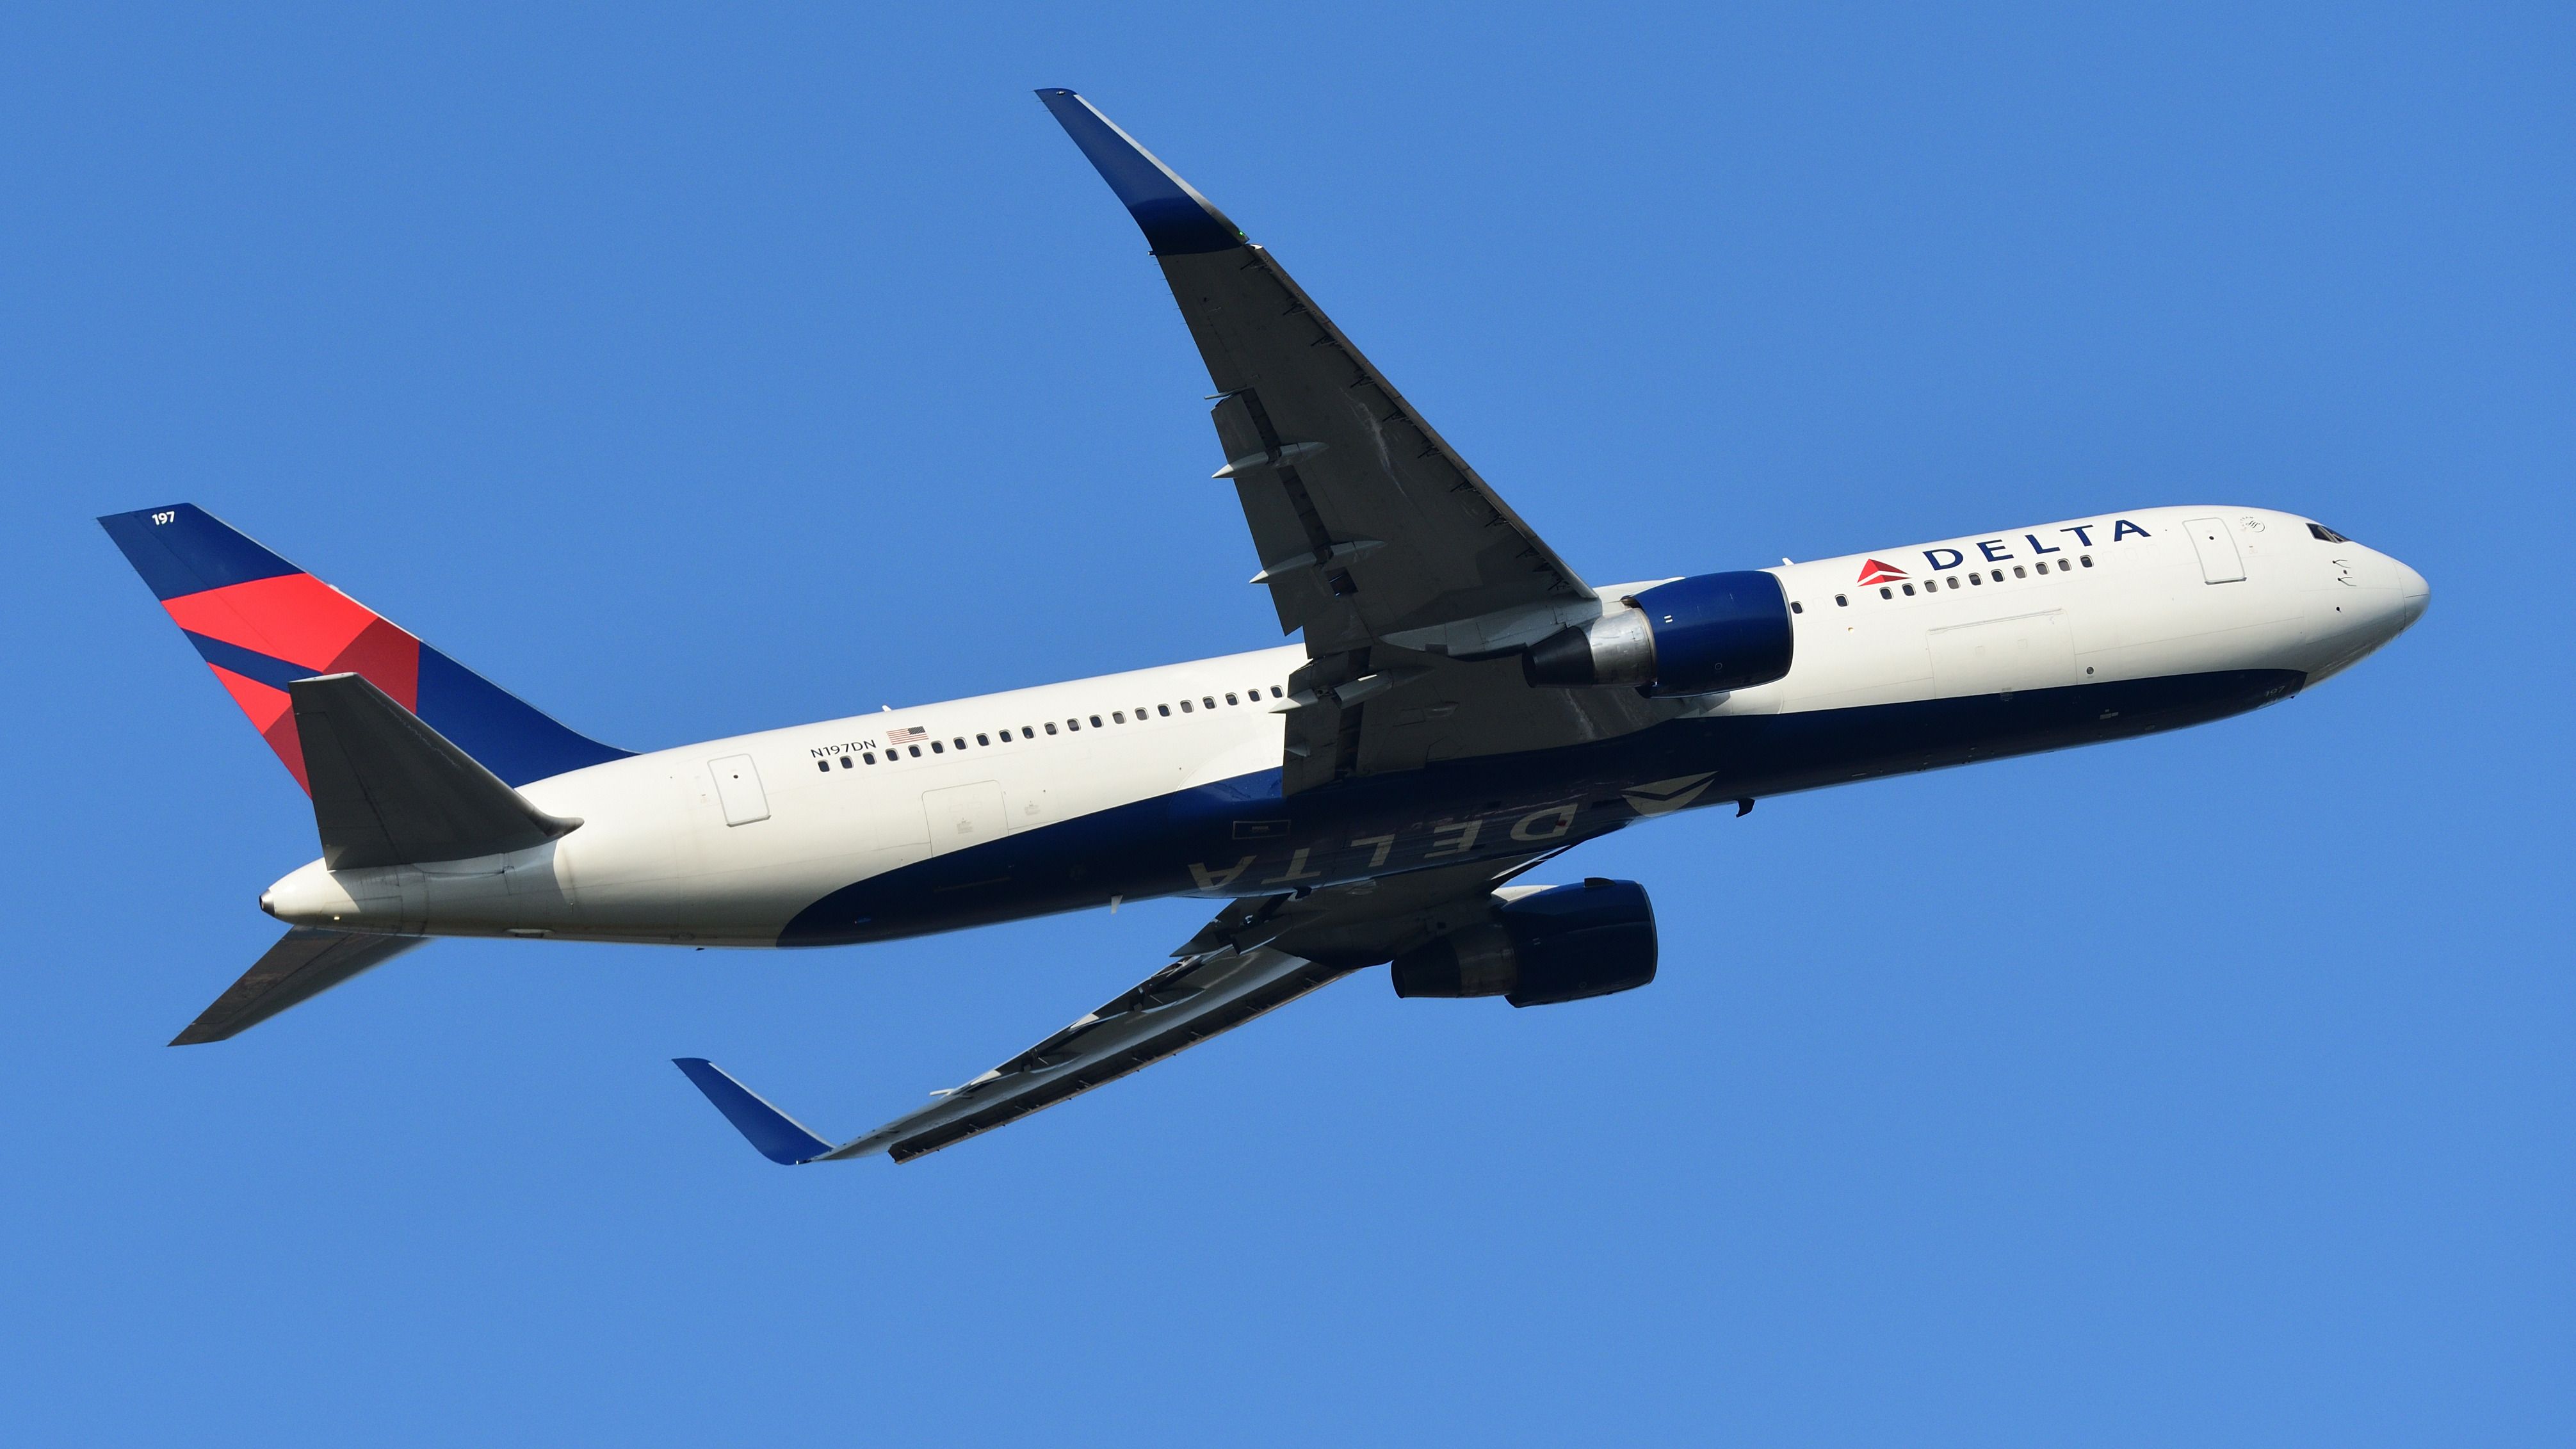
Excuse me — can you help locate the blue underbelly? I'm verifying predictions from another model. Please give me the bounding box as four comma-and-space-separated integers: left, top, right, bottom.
777, 668, 2301, 947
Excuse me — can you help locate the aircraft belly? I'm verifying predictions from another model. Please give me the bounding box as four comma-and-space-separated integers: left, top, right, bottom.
773, 666, 2303, 948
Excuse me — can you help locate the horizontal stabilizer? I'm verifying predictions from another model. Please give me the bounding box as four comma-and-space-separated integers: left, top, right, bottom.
672, 1059, 836, 1165
172, 927, 427, 1045
293, 673, 581, 870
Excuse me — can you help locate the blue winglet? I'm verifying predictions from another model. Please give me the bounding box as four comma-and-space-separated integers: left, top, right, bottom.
672, 1058, 836, 1165
1035, 89, 1246, 255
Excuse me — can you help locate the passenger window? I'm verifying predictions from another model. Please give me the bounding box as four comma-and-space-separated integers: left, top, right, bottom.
930, 740, 944, 753
1835, 594, 1848, 607
2080, 555, 2093, 567
1066, 718, 1080, 731
1879, 587, 1891, 599
1089, 715, 1103, 727
1112, 711, 1125, 724
1969, 572, 1982, 585
1203, 696, 1216, 709
839, 756, 853, 769
907, 745, 921, 757
1159, 704, 1172, 716
976, 733, 991, 746
1180, 700, 1193, 713
2013, 566, 2026, 578
863, 752, 876, 765
816, 760, 829, 773
953, 738, 966, 749
1790, 601, 1804, 614
2058, 559, 2071, 572
1225, 693, 1239, 706
1902, 583, 1915, 595
1045, 722, 1058, 735
1270, 686, 1283, 698
1946, 576, 1959, 590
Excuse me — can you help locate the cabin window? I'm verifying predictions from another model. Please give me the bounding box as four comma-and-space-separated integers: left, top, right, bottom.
1065, 718, 1079, 731
2080, 555, 2093, 567
930, 740, 944, 754
1111, 711, 1125, 724
1835, 594, 1848, 607
839, 756, 854, 769
2013, 566, 2027, 578
1946, 576, 1959, 590
1902, 583, 1915, 595
1969, 572, 1983, 585
1203, 696, 1217, 709
1089, 715, 1103, 728
1790, 601, 1804, 614
863, 752, 876, 765
1225, 693, 1239, 706
1045, 722, 1058, 735
1158, 704, 1172, 717
1879, 587, 1891, 599
816, 760, 829, 773
907, 745, 921, 757
1270, 686, 1284, 698
1180, 700, 1193, 713
976, 733, 991, 746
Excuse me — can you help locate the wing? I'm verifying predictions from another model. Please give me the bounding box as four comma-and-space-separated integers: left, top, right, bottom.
1037, 91, 1664, 791
675, 854, 1563, 1164
170, 927, 428, 1045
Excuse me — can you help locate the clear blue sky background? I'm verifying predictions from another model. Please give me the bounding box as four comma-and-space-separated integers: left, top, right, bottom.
3, 4, 2566, 1444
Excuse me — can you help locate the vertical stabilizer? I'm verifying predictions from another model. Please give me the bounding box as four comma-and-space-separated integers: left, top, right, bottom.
99, 505, 631, 791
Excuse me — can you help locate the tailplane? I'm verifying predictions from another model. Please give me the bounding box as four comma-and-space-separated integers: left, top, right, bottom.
99, 505, 629, 791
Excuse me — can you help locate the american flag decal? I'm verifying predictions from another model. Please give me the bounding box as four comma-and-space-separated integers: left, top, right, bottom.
886, 725, 927, 745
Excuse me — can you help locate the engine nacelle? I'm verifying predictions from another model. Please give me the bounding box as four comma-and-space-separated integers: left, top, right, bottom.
1390, 878, 1658, 1008
1521, 570, 1793, 697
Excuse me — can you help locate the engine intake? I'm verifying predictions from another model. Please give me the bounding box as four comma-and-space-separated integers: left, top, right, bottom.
1521, 570, 1793, 696
1390, 878, 1658, 1008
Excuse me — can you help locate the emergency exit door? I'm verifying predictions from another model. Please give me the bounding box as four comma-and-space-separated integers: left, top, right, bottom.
2185, 517, 2246, 584
708, 754, 770, 826
921, 782, 1007, 855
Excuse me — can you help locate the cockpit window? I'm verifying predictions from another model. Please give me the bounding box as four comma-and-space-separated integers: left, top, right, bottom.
2308, 522, 2351, 543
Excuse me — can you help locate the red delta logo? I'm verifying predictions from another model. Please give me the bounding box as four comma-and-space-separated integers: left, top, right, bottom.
1855, 558, 1909, 586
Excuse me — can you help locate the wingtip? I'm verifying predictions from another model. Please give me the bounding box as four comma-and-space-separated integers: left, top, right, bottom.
672, 1057, 837, 1165
1033, 90, 1246, 256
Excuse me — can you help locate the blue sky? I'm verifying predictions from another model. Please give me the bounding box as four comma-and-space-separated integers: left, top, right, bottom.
3, 3, 2568, 1443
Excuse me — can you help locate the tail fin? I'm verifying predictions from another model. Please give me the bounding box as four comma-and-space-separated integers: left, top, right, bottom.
99, 504, 630, 791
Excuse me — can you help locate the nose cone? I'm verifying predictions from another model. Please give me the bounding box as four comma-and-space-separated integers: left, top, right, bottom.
2393, 556, 2431, 627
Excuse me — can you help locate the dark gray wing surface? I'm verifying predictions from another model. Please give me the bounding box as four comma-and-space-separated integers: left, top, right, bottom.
170, 927, 427, 1045
1037, 91, 1665, 793
676, 855, 1563, 1164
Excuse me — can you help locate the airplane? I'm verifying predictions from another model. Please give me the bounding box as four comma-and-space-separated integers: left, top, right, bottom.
99, 89, 2429, 1165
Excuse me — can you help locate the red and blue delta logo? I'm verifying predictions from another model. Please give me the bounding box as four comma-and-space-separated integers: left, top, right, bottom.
1855, 558, 1909, 586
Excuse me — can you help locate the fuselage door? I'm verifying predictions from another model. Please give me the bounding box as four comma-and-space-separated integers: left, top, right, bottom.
923, 781, 1008, 855
2185, 517, 2246, 584
709, 754, 770, 826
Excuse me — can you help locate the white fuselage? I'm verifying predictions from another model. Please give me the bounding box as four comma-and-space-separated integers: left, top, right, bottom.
263, 506, 2427, 947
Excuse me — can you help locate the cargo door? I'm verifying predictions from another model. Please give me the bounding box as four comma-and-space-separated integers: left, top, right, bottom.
1930, 611, 2078, 697
922, 781, 1007, 855
708, 754, 770, 826
2185, 517, 2246, 583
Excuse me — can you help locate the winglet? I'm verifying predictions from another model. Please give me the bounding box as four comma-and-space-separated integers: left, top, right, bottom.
672, 1058, 836, 1165
1035, 90, 1246, 255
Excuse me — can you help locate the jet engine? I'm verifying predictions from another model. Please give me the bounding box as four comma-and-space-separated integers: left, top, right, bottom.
1390, 878, 1658, 1008
1521, 570, 1793, 696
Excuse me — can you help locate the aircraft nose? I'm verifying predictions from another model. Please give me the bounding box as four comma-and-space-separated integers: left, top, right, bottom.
2393, 556, 2431, 625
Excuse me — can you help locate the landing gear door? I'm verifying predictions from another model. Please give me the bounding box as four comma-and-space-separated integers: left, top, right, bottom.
2185, 517, 2246, 584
